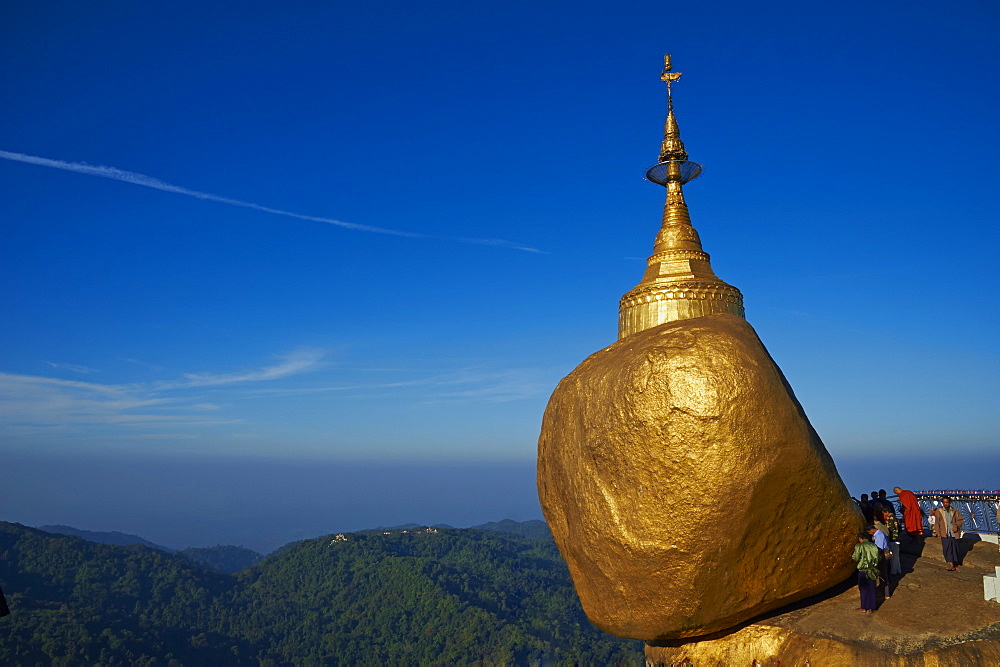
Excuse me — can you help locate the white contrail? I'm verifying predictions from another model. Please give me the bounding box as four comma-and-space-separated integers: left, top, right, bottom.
1, 149, 547, 252
455, 237, 546, 254
0, 149, 420, 237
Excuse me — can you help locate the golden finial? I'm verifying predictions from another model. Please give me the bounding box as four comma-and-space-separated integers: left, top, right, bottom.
618, 55, 744, 339
655, 54, 689, 166
660, 54, 682, 83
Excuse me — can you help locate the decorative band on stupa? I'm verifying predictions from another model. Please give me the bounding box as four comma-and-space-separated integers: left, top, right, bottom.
618, 54, 744, 339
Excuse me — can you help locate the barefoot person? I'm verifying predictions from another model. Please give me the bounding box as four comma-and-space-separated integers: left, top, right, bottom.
931, 495, 964, 571
852, 531, 879, 613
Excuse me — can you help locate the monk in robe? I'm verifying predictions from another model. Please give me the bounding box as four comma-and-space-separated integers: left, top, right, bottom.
893, 486, 923, 536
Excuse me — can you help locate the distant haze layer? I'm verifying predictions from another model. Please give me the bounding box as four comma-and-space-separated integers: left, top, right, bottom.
5, 453, 541, 553
5, 450, 996, 554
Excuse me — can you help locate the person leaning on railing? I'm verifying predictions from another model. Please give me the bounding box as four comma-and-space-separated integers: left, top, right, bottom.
874, 490, 895, 518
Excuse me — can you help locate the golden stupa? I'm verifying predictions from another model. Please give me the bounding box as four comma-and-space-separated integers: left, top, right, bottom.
537, 55, 863, 641
618, 55, 744, 338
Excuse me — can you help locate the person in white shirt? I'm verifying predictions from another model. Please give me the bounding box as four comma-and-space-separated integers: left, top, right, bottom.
866, 524, 891, 600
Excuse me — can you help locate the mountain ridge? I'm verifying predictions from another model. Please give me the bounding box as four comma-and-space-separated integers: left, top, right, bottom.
1, 520, 640, 664
37, 524, 175, 553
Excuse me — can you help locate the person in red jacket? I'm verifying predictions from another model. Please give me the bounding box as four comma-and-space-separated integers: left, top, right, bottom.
893, 486, 924, 536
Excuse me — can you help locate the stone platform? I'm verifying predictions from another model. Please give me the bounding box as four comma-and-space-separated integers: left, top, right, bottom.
645, 536, 1000, 665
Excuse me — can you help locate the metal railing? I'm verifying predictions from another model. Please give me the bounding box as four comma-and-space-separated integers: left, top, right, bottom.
908, 491, 1000, 535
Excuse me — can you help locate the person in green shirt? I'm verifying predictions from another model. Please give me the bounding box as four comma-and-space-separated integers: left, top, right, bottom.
852, 531, 879, 613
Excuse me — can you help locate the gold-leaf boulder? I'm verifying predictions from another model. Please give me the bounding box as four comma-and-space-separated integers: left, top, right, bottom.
537, 313, 863, 640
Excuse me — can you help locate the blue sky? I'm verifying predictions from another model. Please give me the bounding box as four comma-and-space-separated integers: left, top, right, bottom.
2, 1, 998, 547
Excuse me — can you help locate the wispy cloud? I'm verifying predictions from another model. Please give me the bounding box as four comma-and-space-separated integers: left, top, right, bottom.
46, 361, 98, 374
0, 372, 174, 426
0, 347, 547, 454
172, 347, 326, 388
0, 347, 327, 433
422, 367, 549, 403
243, 365, 548, 404
1, 149, 545, 252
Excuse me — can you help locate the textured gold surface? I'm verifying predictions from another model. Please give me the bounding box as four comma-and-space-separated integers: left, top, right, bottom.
644, 625, 1000, 666
619, 56, 743, 339
537, 314, 863, 641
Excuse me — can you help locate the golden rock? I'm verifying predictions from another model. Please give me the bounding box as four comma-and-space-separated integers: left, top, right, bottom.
537, 313, 864, 640
537, 57, 863, 640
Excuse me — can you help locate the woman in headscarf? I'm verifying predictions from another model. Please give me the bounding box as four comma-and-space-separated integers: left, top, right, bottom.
852, 531, 879, 613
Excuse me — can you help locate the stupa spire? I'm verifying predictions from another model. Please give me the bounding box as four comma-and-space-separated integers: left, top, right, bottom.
658, 61, 688, 163
618, 54, 744, 339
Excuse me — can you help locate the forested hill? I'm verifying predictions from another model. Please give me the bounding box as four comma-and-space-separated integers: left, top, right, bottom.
0, 521, 642, 664
470, 519, 552, 541
37, 524, 174, 552
175, 545, 264, 574
0, 522, 238, 664
38, 525, 265, 574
